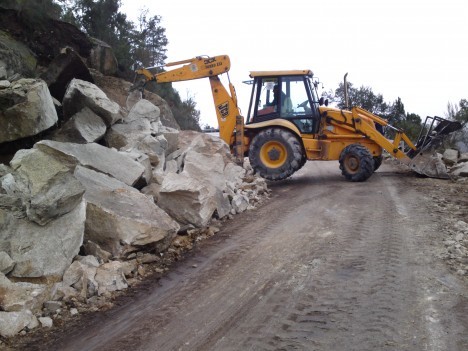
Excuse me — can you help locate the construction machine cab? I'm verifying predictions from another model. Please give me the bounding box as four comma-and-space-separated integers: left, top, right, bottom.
246, 70, 322, 134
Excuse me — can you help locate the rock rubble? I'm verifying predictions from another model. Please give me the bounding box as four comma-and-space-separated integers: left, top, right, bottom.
0, 75, 270, 339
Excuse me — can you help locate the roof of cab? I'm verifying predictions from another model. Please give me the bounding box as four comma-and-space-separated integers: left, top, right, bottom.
249, 70, 313, 78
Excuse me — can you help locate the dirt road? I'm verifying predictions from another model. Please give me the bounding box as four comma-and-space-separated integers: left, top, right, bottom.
20, 161, 468, 350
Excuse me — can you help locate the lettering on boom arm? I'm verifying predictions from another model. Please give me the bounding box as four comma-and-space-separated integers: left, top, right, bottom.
204, 57, 223, 70
217, 102, 229, 121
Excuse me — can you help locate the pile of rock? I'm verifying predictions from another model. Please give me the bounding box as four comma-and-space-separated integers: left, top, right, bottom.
0, 78, 270, 338
441, 219, 468, 276
442, 148, 468, 177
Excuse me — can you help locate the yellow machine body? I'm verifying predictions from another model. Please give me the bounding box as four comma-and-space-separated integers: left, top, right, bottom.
134, 54, 456, 181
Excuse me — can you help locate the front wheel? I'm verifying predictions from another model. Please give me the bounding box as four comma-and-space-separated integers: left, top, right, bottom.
249, 128, 304, 181
373, 155, 383, 171
339, 144, 374, 182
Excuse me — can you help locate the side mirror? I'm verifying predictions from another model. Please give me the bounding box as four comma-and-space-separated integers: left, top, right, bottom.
325, 99, 329, 106
319, 97, 324, 106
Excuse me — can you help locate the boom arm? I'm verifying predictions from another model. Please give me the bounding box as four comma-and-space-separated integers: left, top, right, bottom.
135, 55, 242, 146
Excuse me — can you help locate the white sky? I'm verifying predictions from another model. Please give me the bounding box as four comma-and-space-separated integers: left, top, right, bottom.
121, 0, 468, 128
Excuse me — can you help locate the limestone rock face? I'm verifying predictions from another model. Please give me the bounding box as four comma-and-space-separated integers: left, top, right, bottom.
0, 79, 57, 143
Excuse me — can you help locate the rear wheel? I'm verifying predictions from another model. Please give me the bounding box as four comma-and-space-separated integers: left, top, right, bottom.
249, 128, 303, 181
339, 144, 374, 182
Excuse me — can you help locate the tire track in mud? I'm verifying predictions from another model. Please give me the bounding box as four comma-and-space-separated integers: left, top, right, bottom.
212, 174, 424, 351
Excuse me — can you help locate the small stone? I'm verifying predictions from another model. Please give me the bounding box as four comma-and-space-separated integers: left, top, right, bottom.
43, 301, 62, 314
137, 265, 146, 276
38, 317, 53, 328
137, 253, 160, 264
70, 308, 79, 316
0, 80, 10, 89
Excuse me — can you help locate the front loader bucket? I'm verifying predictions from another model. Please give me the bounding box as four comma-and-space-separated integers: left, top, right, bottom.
404, 116, 462, 179
403, 151, 450, 178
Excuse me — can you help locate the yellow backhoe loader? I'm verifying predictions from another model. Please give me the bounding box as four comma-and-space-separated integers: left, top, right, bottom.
133, 55, 461, 181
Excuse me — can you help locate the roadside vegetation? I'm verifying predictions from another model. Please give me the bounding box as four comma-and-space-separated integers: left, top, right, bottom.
1, 0, 201, 131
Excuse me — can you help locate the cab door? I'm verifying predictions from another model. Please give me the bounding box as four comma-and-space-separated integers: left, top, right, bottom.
247, 75, 321, 134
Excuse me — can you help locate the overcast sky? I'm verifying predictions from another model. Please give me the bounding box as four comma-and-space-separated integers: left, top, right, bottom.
121, 0, 468, 128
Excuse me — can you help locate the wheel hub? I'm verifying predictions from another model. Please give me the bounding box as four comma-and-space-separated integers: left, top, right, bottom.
346, 156, 359, 172
260, 141, 287, 168
268, 147, 281, 161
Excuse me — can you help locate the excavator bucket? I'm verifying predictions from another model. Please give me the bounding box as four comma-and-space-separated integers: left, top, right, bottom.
130, 73, 148, 92
405, 116, 462, 178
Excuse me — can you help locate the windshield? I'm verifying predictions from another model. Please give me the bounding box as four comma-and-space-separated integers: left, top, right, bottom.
247, 75, 321, 133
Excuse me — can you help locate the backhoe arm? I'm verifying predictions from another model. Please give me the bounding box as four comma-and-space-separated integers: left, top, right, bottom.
134, 55, 242, 149
135, 55, 232, 83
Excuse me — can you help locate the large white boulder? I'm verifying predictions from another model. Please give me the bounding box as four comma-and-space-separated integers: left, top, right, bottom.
0, 310, 36, 337
9, 148, 85, 225
74, 166, 179, 256
0, 79, 57, 143
49, 106, 107, 143
3, 199, 86, 279
158, 173, 217, 228
35, 140, 145, 187
62, 78, 123, 126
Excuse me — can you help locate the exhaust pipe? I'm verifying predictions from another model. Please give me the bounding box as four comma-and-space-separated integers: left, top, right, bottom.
344, 73, 349, 110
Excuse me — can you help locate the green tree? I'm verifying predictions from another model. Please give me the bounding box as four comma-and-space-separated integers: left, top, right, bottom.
134, 9, 168, 68
447, 99, 468, 126
385, 98, 422, 141
387, 97, 405, 124
335, 82, 423, 140
398, 112, 422, 141
12, 0, 201, 130
62, 0, 136, 71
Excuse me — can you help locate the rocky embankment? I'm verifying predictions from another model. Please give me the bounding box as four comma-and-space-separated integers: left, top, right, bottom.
0, 77, 270, 338
0, 11, 270, 339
